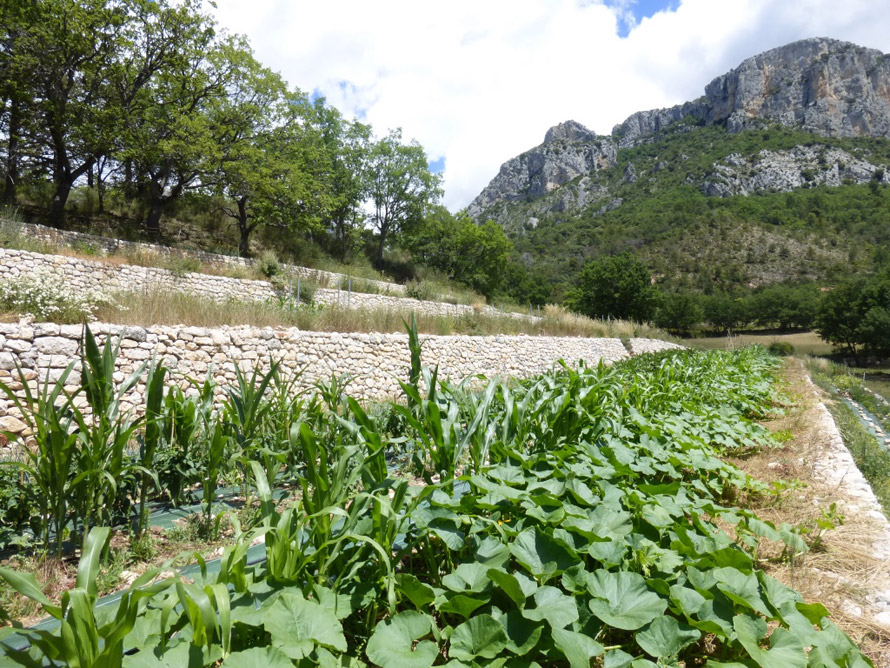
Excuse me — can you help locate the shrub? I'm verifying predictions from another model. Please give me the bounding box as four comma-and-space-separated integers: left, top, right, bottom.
257, 250, 281, 278
767, 341, 795, 356
405, 279, 436, 302
0, 273, 117, 322
163, 255, 202, 276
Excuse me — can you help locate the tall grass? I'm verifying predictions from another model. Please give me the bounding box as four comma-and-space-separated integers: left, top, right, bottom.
86, 289, 671, 339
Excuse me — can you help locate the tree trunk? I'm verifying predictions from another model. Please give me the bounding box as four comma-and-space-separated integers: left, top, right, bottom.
2, 101, 21, 206
237, 197, 251, 257
146, 199, 164, 241
50, 179, 73, 227
375, 226, 388, 267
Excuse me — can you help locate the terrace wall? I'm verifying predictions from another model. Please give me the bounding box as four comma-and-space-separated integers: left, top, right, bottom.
0, 247, 535, 320
9, 221, 406, 295
0, 321, 682, 433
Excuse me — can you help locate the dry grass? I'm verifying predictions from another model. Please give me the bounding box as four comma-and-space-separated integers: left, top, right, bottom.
729, 358, 890, 665
89, 290, 673, 339
687, 330, 834, 356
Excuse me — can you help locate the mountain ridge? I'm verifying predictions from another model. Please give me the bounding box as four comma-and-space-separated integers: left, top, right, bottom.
468, 37, 890, 223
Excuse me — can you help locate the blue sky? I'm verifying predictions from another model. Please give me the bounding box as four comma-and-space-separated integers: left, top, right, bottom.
607, 0, 681, 37
211, 0, 890, 210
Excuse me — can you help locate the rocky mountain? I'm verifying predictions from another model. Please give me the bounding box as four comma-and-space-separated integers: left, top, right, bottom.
466, 121, 616, 220
469, 38, 890, 226
466, 38, 890, 297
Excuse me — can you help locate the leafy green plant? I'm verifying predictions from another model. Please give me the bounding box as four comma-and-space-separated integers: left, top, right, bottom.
0, 346, 875, 668
71, 328, 145, 546
0, 362, 81, 556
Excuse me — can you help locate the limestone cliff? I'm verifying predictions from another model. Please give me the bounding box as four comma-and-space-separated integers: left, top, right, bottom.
469, 38, 890, 223
613, 38, 890, 145
466, 121, 617, 220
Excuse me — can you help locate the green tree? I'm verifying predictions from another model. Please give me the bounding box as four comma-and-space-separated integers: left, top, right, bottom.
307, 100, 372, 260
0, 0, 209, 223
3, 0, 127, 221
751, 283, 820, 331
407, 208, 513, 298
654, 291, 703, 334
212, 51, 291, 256
565, 253, 656, 321
367, 129, 442, 267
817, 272, 890, 360
0, 0, 36, 205
702, 293, 751, 334
122, 26, 241, 240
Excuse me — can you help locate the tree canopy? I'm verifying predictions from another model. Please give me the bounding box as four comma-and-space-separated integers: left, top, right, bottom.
0, 0, 443, 262
565, 253, 656, 321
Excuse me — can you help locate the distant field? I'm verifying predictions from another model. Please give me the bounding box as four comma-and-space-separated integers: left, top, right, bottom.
685, 331, 834, 356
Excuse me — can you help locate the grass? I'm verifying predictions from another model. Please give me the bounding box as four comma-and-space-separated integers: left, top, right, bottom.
687, 330, 834, 356
807, 358, 890, 514
85, 290, 671, 339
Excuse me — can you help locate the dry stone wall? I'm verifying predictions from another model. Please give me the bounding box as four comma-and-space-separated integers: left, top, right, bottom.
0, 247, 535, 320
0, 322, 683, 432
9, 221, 406, 295
626, 338, 685, 356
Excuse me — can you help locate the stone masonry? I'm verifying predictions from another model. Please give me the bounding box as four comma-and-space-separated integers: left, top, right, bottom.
0, 321, 680, 433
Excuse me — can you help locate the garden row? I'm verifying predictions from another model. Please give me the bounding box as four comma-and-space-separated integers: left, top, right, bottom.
0, 333, 874, 666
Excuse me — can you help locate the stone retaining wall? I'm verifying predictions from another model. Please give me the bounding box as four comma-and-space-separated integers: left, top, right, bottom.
8, 220, 406, 295
0, 247, 535, 320
0, 321, 680, 432
626, 338, 686, 356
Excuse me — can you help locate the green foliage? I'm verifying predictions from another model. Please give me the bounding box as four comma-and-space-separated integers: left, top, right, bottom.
0, 346, 875, 666
367, 128, 443, 266
751, 283, 820, 330
2, 346, 874, 666
816, 269, 890, 359
257, 250, 281, 278
501, 122, 890, 300
654, 291, 703, 334
565, 252, 656, 321
768, 341, 796, 356
406, 207, 513, 299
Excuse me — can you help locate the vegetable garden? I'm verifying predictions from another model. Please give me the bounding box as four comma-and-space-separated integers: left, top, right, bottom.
0, 326, 875, 666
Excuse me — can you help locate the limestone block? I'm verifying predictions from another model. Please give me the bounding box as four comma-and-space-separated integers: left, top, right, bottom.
33, 336, 78, 356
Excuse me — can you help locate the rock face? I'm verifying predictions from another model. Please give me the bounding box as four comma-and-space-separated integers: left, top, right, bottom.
467, 121, 617, 220
701, 146, 885, 197
614, 38, 890, 145
469, 37, 890, 222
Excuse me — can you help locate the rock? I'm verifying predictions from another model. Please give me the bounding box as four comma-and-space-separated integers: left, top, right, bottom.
702, 145, 882, 196
467, 120, 617, 222
33, 336, 78, 356
0, 415, 27, 433
613, 38, 890, 145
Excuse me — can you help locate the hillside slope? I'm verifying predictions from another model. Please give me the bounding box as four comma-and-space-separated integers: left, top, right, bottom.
468, 38, 890, 298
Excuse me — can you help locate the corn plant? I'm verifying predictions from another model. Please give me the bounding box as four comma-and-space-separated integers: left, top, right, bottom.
200, 421, 229, 537
0, 527, 171, 667
136, 359, 166, 537
70, 328, 146, 546
155, 374, 216, 505
0, 362, 80, 556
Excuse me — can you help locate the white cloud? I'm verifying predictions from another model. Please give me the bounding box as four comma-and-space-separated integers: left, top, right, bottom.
208, 0, 890, 210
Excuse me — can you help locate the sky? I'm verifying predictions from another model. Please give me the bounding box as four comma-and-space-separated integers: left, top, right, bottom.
207, 0, 890, 211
